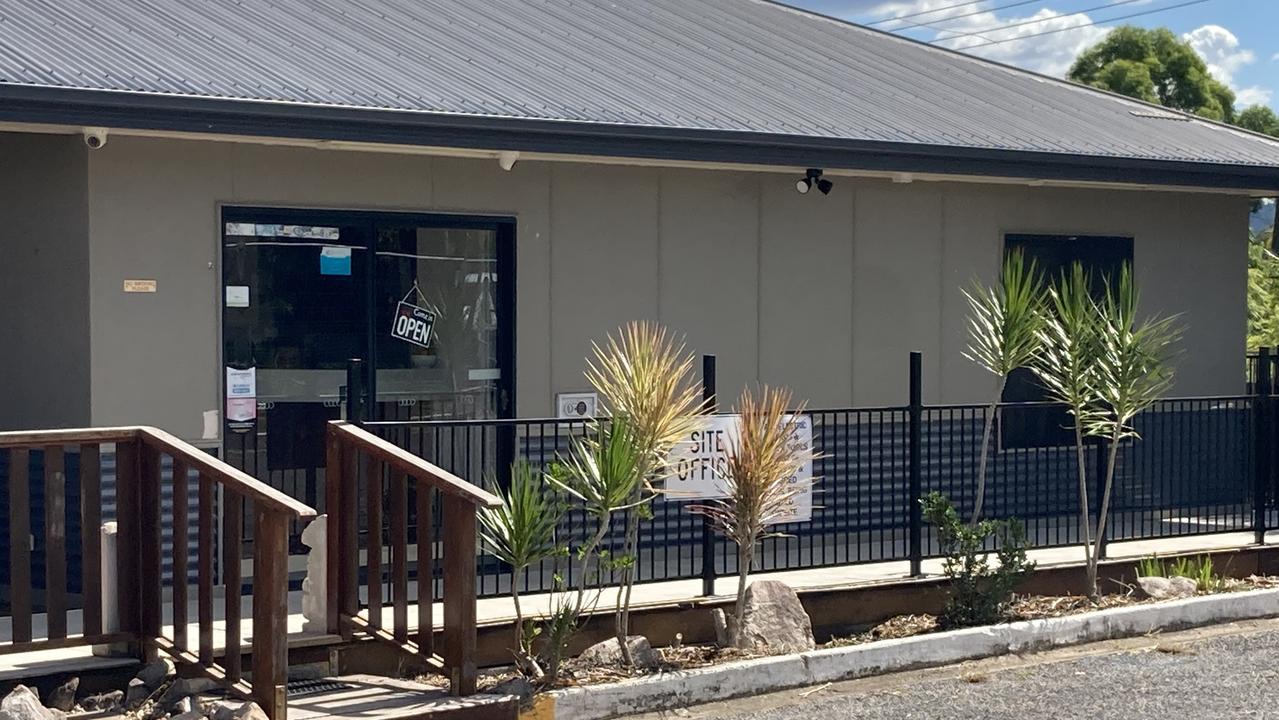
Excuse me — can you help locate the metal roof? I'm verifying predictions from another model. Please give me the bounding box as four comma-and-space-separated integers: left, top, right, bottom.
2, 0, 1279, 185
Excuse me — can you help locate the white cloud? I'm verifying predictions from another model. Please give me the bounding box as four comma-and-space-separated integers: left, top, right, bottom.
1237, 86, 1273, 107
1182, 25, 1255, 87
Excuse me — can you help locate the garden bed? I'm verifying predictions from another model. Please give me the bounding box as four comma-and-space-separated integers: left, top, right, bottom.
425, 574, 1279, 719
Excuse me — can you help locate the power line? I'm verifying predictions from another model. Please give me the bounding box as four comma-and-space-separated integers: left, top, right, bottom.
929, 0, 1147, 43
934, 0, 1212, 50
865, 0, 991, 26
870, 0, 1046, 31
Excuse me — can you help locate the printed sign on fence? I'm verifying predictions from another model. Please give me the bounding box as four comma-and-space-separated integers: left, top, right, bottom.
667, 414, 814, 524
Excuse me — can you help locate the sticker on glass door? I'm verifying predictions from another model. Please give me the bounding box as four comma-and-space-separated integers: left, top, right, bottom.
391, 282, 437, 349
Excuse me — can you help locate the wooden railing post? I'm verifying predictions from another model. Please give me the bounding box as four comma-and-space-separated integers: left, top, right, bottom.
441, 494, 478, 696
138, 441, 163, 661
114, 437, 143, 654
252, 506, 290, 720
324, 426, 343, 637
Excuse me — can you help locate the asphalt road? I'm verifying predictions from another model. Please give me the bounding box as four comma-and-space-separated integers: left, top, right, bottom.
630, 619, 1279, 720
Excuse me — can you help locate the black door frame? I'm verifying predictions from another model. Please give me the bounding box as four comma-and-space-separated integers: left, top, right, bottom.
220, 205, 517, 422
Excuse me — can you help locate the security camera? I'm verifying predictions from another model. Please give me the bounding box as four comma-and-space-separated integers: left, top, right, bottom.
82, 127, 108, 150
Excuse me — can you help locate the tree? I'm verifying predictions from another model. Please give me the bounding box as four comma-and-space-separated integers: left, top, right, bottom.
690, 386, 813, 647
1249, 229, 1279, 350
1068, 26, 1236, 123
477, 461, 563, 679
1033, 264, 1101, 594
583, 322, 704, 667
1239, 105, 1279, 137
960, 249, 1045, 524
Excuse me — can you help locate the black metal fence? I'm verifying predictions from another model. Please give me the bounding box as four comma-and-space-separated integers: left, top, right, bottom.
363, 350, 1277, 600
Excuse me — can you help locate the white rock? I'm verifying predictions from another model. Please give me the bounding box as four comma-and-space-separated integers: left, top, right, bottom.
729, 581, 815, 654
577, 636, 661, 669
0, 686, 64, 720
1137, 575, 1198, 600
231, 702, 269, 720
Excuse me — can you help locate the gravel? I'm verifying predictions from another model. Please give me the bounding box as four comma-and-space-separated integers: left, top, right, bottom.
712, 627, 1279, 720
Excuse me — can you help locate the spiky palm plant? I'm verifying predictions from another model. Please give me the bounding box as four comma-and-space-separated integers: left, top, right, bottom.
478, 461, 563, 678
583, 321, 705, 666
1080, 264, 1182, 598
1033, 263, 1101, 592
547, 415, 648, 622
690, 386, 814, 647
961, 249, 1045, 523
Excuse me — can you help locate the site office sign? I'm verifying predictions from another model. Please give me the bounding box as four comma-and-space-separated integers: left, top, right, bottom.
666, 414, 814, 524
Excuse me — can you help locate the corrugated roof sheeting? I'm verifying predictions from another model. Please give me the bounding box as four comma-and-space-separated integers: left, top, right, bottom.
2, 0, 1279, 167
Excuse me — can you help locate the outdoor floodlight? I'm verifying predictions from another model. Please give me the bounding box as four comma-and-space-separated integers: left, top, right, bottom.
797, 168, 831, 195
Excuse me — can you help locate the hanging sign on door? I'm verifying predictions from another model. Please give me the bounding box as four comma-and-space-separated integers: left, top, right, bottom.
391, 282, 436, 349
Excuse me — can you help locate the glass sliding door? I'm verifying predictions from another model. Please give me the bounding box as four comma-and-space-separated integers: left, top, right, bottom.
220, 208, 514, 536
373, 224, 510, 421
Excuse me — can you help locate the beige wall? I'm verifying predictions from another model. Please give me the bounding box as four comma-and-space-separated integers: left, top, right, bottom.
0, 133, 91, 430
73, 135, 1248, 441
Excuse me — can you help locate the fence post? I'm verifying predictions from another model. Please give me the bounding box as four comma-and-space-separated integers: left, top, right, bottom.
700, 354, 718, 597
346, 358, 366, 426
1255, 346, 1271, 545
908, 352, 923, 577
1094, 437, 1109, 561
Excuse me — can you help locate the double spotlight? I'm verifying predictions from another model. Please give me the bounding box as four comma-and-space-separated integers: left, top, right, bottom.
796, 168, 833, 195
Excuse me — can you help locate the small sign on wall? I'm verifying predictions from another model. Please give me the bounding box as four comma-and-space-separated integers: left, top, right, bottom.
123, 279, 157, 293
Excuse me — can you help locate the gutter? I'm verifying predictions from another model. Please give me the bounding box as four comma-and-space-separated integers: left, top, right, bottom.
3, 84, 1279, 192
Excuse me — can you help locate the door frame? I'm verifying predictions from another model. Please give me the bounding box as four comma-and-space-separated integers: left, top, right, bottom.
218, 205, 517, 425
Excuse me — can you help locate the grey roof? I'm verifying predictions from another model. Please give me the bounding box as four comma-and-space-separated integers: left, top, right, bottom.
2, 0, 1279, 180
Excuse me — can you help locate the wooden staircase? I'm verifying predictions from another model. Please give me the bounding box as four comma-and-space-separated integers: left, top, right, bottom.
0, 424, 503, 720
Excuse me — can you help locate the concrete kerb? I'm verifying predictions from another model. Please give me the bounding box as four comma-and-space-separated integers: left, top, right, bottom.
530, 587, 1279, 720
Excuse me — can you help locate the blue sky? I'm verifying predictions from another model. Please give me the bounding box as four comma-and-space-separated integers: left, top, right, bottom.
786, 0, 1279, 110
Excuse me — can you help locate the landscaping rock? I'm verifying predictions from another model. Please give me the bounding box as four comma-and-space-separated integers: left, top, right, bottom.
1169, 576, 1199, 596
136, 659, 176, 690
45, 678, 77, 713
230, 702, 268, 720
170, 697, 194, 716
158, 678, 220, 707
124, 679, 151, 711
727, 580, 815, 654
1138, 575, 1198, 600
169, 710, 205, 720
0, 685, 63, 720
205, 699, 243, 720
78, 691, 123, 713
577, 635, 661, 669
489, 676, 535, 702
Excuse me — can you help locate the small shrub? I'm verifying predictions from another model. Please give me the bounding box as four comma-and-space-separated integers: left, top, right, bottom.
1136, 553, 1165, 578
921, 492, 1035, 627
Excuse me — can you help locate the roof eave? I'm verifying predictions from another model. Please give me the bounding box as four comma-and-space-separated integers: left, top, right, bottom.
3, 84, 1278, 193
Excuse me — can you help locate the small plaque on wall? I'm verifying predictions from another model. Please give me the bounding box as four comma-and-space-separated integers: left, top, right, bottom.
123, 279, 157, 293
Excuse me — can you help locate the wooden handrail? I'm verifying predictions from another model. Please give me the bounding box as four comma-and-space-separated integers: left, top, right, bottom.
0, 426, 315, 519
326, 420, 493, 696
139, 427, 316, 519
328, 421, 501, 507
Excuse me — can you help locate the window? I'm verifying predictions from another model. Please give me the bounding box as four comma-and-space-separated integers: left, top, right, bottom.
1001, 233, 1134, 448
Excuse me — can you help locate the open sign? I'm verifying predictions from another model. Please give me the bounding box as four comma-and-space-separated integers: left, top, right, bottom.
391, 301, 436, 349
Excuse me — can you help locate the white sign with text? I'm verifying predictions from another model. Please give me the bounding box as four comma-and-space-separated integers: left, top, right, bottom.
667, 414, 814, 524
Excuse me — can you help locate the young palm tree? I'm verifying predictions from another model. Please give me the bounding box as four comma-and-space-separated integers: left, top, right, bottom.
477, 461, 563, 678
1033, 263, 1101, 593
1080, 265, 1182, 598
962, 249, 1045, 523
548, 415, 649, 623
584, 321, 705, 666
689, 386, 814, 647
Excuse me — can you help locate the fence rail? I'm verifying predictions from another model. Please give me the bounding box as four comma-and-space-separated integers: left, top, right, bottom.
364, 378, 1275, 601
